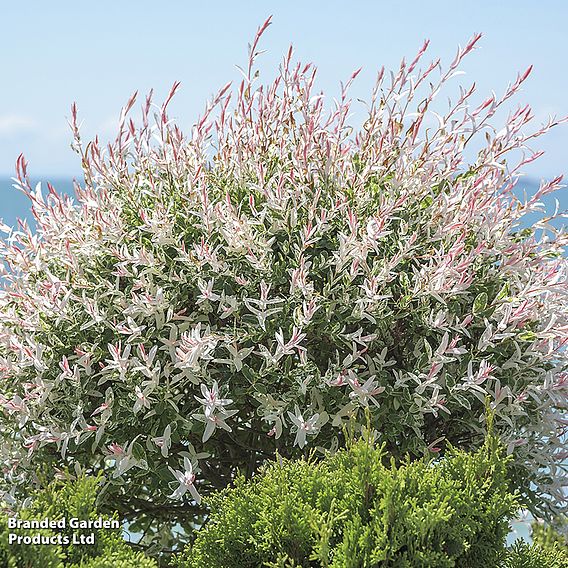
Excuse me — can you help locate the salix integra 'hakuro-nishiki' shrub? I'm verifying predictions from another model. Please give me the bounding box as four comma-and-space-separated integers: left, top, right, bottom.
0, 17, 567, 544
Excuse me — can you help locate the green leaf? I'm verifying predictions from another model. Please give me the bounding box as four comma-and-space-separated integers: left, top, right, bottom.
518, 331, 537, 342
132, 442, 147, 461
496, 282, 510, 301
473, 292, 488, 315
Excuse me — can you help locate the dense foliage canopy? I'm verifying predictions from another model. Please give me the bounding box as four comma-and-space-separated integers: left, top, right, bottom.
176, 431, 567, 567
0, 474, 157, 568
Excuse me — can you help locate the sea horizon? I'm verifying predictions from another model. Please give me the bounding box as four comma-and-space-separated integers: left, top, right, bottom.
0, 175, 551, 231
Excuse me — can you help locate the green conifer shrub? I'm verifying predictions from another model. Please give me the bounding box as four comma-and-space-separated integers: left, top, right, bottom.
0, 474, 157, 568
502, 519, 568, 568
502, 540, 568, 568
175, 430, 519, 567
530, 517, 567, 550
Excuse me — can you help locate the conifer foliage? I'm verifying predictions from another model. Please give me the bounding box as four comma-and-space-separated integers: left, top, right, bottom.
174, 432, 567, 567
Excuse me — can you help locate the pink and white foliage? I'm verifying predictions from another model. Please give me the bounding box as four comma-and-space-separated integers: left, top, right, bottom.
0, 18, 566, 520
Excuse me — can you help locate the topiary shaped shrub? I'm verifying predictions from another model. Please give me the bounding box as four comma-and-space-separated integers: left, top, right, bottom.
0, 17, 566, 549
174, 431, 518, 567
0, 474, 157, 568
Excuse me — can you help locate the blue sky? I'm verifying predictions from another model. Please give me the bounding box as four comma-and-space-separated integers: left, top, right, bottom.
0, 1, 567, 179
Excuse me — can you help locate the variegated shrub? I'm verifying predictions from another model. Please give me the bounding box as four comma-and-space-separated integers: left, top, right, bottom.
0, 18, 566, 546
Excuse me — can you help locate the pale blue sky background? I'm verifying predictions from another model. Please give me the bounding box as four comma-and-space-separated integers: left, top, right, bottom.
0, 1, 566, 180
